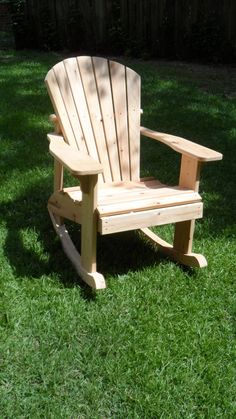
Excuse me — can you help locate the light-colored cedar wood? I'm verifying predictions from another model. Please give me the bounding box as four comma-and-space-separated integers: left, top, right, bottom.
77, 57, 112, 183
54, 160, 63, 191
97, 192, 200, 216
97, 186, 199, 205
80, 175, 98, 273
140, 228, 207, 268
126, 67, 141, 181
50, 113, 62, 134
63, 180, 201, 215
97, 179, 164, 195
140, 126, 223, 162
63, 178, 155, 196
97, 181, 197, 200
174, 220, 196, 254
92, 57, 122, 181
45, 66, 81, 150
48, 190, 82, 224
109, 60, 130, 181
98, 202, 203, 235
178, 155, 201, 191
45, 56, 222, 287
52, 61, 89, 153
66, 179, 191, 198
48, 134, 103, 176
63, 57, 100, 159
49, 211, 106, 289
173, 154, 202, 254
46, 57, 141, 182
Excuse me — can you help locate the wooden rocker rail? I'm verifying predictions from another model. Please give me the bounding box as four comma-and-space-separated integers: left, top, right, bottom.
49, 210, 106, 290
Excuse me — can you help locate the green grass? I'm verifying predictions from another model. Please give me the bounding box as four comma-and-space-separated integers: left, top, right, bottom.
0, 50, 236, 418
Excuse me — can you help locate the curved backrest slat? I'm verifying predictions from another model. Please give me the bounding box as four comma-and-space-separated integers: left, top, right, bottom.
45, 56, 141, 183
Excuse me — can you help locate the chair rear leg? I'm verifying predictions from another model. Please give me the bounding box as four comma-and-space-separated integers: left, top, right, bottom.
173, 220, 195, 254
173, 219, 207, 267
171, 155, 207, 267
141, 224, 207, 268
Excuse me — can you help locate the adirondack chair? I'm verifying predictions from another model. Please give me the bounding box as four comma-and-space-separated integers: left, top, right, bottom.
45, 56, 222, 289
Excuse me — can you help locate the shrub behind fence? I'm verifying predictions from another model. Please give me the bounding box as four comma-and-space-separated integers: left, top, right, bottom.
10, 0, 236, 62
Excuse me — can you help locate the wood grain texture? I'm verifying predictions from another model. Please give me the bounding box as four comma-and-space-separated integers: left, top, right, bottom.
45, 56, 141, 182
99, 202, 203, 235
140, 228, 207, 268
63, 180, 201, 216
49, 211, 106, 289
48, 134, 103, 176
141, 127, 223, 162
45, 56, 221, 287
92, 56, 121, 181
109, 60, 130, 181
126, 67, 141, 181
77, 56, 112, 182
80, 175, 98, 273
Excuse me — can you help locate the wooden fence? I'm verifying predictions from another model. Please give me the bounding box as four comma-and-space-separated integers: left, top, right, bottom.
11, 0, 236, 62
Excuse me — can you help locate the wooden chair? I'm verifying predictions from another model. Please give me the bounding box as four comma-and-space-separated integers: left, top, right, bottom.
45, 56, 222, 289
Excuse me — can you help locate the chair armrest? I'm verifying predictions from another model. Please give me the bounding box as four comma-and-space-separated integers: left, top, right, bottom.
140, 126, 223, 162
47, 134, 103, 176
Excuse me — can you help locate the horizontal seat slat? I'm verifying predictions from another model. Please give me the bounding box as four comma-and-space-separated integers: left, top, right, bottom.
97, 192, 200, 216
98, 185, 198, 204
63, 178, 201, 217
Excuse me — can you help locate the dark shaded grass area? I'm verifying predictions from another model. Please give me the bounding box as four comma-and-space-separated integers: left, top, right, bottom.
0, 50, 236, 417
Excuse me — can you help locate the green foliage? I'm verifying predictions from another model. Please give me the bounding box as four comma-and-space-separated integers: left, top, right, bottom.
10, 0, 31, 49
8, 1, 236, 63
66, 3, 84, 51
0, 30, 14, 48
0, 50, 236, 417
186, 14, 235, 63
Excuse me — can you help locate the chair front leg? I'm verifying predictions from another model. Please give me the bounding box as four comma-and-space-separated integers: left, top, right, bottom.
53, 159, 64, 226
80, 174, 98, 273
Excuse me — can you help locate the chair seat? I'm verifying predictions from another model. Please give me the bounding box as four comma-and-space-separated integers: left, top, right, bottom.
58, 179, 202, 234
98, 179, 201, 216
66, 179, 201, 213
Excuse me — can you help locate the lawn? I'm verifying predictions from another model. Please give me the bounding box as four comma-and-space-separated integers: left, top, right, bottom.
0, 50, 236, 418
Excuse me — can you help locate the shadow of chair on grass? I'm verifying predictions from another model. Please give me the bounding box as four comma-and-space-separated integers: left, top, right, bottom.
2, 179, 169, 294
2, 161, 230, 301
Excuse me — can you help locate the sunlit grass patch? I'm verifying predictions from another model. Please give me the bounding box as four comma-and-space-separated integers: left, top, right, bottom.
0, 50, 235, 417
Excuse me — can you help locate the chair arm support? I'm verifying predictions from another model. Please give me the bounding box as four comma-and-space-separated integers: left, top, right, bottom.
140, 126, 223, 162
47, 133, 103, 176
49, 114, 61, 134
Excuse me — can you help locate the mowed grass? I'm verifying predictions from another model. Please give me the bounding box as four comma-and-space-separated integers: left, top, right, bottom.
0, 50, 236, 418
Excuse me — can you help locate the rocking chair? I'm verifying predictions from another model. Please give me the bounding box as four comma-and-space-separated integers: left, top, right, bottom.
45, 56, 222, 289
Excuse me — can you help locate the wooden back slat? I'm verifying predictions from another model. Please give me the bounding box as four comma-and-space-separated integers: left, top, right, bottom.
109, 60, 130, 181
45, 56, 141, 183
50, 62, 89, 152
45, 66, 79, 149
63, 58, 100, 159
126, 67, 141, 181
92, 57, 121, 181
77, 57, 112, 182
